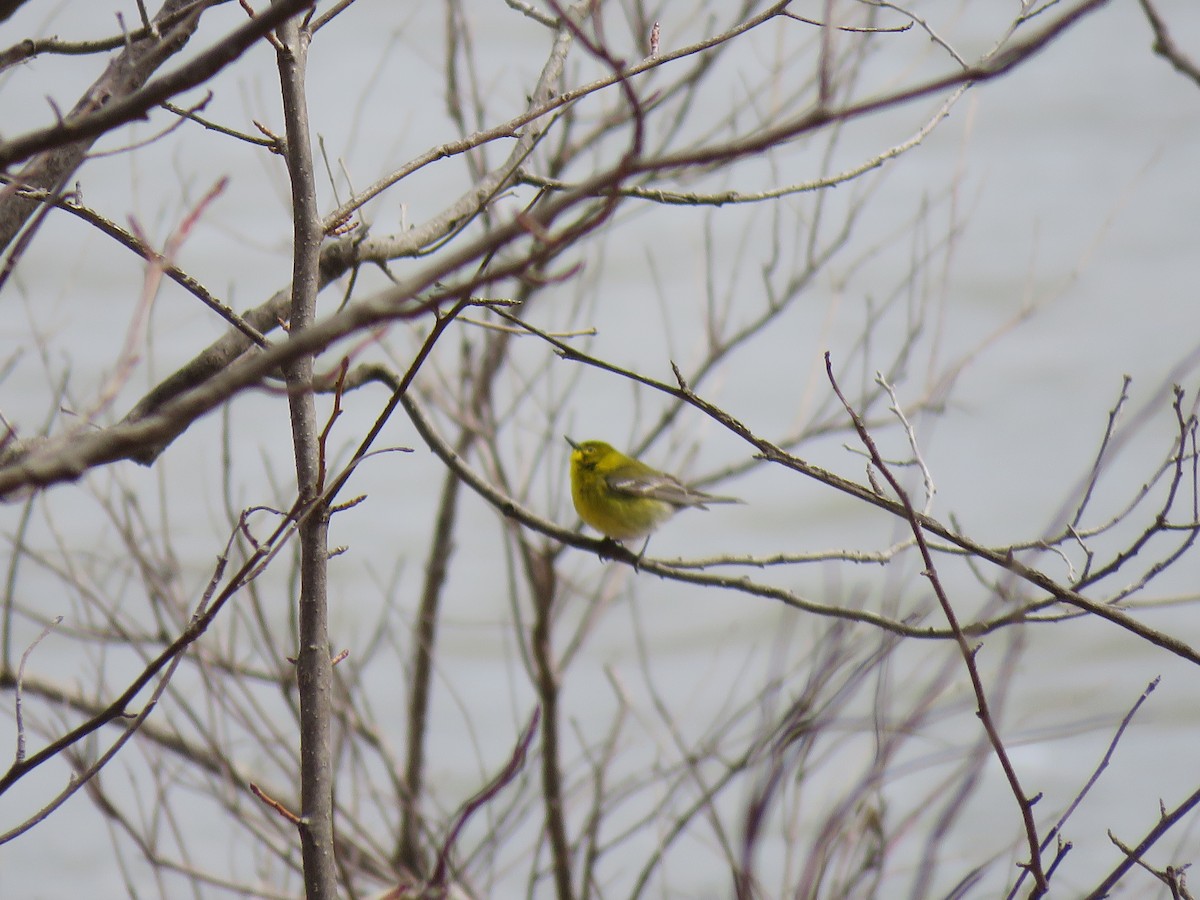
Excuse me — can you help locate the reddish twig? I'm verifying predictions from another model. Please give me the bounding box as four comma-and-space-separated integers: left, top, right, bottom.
429, 708, 541, 888
250, 782, 302, 825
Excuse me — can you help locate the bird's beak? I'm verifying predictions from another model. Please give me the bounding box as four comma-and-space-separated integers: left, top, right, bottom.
564, 435, 581, 450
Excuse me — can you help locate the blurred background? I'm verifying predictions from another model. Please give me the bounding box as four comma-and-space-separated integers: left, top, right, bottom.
1, 0, 1199, 896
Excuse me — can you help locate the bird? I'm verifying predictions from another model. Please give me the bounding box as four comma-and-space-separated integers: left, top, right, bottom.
565, 436, 741, 556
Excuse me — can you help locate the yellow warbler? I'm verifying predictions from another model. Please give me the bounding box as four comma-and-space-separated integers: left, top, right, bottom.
566, 437, 741, 544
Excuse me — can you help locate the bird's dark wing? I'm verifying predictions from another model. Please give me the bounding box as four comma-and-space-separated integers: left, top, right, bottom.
606, 472, 715, 509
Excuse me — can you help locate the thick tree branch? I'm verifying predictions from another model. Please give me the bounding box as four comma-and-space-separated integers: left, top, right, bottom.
275, 12, 338, 899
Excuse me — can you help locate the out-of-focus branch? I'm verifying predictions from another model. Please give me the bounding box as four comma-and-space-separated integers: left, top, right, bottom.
0, 165, 599, 493
825, 353, 1048, 896
0, 0, 219, 258
0, 533, 240, 804
101, 0, 1108, 479
1137, 0, 1200, 86
0, 3, 236, 70
0, 0, 31, 25
116, 0, 587, 463
589, 0, 1112, 177
428, 709, 540, 891
529, 542, 572, 900
0, 0, 314, 171
1, 183, 269, 346
398, 316, 521, 870
516, 71, 960, 204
